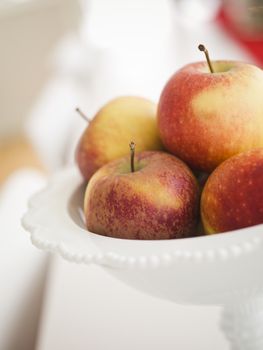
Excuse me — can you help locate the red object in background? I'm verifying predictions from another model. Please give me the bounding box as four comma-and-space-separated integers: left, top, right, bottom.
218, 8, 263, 67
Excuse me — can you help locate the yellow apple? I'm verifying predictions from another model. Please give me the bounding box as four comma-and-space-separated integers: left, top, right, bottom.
76, 96, 163, 181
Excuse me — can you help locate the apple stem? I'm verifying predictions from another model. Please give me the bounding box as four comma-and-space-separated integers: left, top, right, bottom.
198, 44, 214, 73
76, 107, 90, 123
129, 141, 135, 173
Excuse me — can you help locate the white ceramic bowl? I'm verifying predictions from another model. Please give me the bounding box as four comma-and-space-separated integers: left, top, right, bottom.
22, 167, 263, 349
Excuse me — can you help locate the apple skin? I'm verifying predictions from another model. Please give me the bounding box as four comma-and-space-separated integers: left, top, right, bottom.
84, 151, 200, 240
158, 61, 263, 173
76, 96, 163, 181
201, 148, 263, 234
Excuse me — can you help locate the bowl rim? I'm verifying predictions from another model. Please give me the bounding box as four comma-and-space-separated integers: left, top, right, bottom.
21, 167, 263, 269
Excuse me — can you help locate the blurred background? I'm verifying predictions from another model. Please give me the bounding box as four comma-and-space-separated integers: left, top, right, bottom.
0, 1, 262, 349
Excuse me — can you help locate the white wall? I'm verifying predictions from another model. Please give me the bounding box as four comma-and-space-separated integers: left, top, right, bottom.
0, 0, 80, 139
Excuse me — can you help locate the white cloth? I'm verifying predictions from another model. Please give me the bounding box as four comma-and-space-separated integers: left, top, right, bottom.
0, 170, 47, 350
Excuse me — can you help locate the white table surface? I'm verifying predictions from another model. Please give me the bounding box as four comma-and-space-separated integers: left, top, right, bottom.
37, 257, 229, 350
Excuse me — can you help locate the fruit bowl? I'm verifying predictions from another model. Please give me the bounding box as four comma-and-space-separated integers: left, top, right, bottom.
22, 167, 263, 350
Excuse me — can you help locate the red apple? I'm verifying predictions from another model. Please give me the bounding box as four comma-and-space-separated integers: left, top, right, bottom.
201, 148, 263, 234
84, 151, 200, 240
158, 59, 263, 173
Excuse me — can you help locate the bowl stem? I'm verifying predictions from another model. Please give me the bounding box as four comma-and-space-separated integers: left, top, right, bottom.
221, 295, 263, 350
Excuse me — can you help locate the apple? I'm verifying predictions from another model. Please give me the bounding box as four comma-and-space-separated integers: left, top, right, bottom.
76, 96, 163, 181
201, 148, 263, 234
157, 45, 263, 173
84, 149, 200, 240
